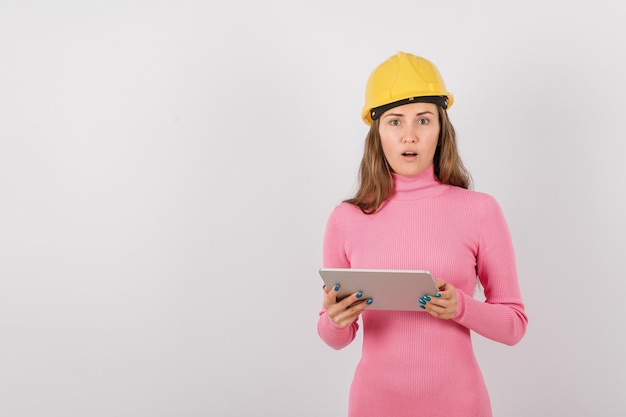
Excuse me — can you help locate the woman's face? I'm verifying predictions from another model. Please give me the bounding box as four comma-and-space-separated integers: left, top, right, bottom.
378, 102, 440, 178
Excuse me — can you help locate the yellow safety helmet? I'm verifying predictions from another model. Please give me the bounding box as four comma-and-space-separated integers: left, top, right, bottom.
361, 52, 454, 125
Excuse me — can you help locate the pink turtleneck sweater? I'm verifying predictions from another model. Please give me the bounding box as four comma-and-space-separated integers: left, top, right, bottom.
317, 165, 527, 417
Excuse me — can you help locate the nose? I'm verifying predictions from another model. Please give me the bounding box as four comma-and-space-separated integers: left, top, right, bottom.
402, 125, 418, 143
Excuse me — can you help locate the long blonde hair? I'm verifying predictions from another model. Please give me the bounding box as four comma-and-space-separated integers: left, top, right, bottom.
344, 107, 472, 214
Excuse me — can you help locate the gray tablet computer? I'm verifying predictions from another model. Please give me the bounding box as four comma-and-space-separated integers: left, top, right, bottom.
319, 268, 439, 311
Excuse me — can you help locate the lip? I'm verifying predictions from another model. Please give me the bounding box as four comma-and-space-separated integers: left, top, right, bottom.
401, 150, 419, 160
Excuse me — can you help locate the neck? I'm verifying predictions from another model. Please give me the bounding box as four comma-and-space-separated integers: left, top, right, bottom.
391, 165, 447, 201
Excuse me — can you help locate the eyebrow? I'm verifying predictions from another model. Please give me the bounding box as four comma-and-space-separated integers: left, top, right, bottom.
383, 110, 435, 118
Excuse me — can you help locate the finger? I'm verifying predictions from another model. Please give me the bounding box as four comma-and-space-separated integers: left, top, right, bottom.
328, 283, 341, 300
425, 303, 454, 319
322, 284, 342, 310
426, 299, 448, 312
324, 287, 363, 311
328, 292, 372, 327
326, 305, 356, 328
338, 291, 367, 310
336, 298, 370, 325
426, 298, 449, 311
424, 285, 456, 320
345, 298, 368, 310
423, 290, 449, 308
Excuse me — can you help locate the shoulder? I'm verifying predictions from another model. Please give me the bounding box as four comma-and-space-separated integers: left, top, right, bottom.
442, 186, 507, 220
327, 201, 364, 221
444, 185, 499, 205
325, 201, 376, 231
324, 202, 367, 240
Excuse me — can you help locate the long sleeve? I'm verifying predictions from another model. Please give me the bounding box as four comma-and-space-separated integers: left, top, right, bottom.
452, 197, 528, 345
316, 208, 359, 350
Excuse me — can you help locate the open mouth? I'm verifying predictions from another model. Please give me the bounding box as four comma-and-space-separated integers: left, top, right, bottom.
402, 151, 418, 156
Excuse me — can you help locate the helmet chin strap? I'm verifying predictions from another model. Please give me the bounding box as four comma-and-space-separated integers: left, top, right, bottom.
370, 96, 448, 121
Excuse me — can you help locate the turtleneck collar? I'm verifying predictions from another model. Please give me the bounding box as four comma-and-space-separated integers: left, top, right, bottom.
391, 164, 449, 201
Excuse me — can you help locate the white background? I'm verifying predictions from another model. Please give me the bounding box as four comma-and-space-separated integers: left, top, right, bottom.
1, 1, 624, 416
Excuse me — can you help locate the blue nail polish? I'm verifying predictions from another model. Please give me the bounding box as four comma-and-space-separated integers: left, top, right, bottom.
434, 293, 442, 298
366, 299, 373, 305
424, 295, 431, 301
419, 299, 426, 305
334, 284, 340, 291
419, 304, 425, 309
356, 292, 363, 298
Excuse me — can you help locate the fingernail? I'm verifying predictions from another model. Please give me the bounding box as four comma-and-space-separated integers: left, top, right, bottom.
334, 284, 340, 291
419, 298, 426, 305
423, 295, 431, 301
434, 293, 441, 298
356, 292, 363, 298
366, 299, 373, 305
419, 304, 426, 309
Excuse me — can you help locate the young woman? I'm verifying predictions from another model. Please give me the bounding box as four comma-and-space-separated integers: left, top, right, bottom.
317, 52, 528, 417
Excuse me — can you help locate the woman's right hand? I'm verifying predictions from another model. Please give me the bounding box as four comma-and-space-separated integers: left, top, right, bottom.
322, 284, 372, 328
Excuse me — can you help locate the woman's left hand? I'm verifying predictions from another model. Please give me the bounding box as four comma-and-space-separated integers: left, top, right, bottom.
423, 278, 457, 320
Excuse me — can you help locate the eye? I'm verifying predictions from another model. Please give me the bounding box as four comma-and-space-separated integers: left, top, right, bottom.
417, 118, 429, 125
389, 119, 401, 126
